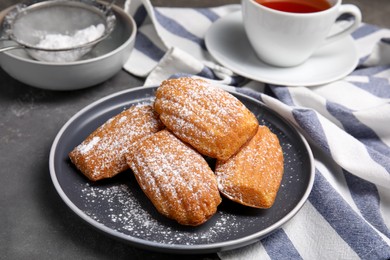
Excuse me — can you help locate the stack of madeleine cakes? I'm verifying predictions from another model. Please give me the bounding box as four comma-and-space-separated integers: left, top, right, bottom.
69, 77, 284, 226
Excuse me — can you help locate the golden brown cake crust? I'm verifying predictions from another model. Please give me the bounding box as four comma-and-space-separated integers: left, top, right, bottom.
69, 104, 164, 181
126, 130, 222, 226
215, 125, 284, 208
154, 77, 259, 161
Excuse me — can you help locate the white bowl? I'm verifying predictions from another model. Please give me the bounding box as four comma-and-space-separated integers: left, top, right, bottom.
0, 4, 136, 90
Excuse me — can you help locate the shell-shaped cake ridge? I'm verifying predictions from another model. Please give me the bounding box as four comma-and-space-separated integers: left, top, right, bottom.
154, 77, 259, 161
126, 130, 222, 226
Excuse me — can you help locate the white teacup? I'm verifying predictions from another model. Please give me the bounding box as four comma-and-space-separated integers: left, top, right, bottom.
242, 0, 362, 67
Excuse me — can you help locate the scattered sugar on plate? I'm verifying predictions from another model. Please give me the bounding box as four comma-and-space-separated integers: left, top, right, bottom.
78, 180, 250, 245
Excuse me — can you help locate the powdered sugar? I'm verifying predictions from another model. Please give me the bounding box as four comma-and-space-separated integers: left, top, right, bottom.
79, 179, 247, 245
78, 136, 100, 155
36, 24, 105, 49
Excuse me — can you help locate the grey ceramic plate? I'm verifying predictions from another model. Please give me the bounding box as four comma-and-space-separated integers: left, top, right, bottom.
49, 86, 314, 254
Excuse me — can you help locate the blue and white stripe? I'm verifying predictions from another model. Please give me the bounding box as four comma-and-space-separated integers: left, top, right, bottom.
124, 0, 390, 258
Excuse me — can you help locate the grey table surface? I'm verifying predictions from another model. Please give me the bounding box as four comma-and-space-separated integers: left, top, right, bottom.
1, 0, 389, 259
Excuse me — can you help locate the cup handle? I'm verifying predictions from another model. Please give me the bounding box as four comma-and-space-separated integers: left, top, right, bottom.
324, 4, 362, 44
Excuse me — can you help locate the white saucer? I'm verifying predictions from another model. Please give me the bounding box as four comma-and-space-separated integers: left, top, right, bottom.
205, 11, 359, 86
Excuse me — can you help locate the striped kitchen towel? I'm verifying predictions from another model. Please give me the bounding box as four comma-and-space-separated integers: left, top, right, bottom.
124, 0, 390, 259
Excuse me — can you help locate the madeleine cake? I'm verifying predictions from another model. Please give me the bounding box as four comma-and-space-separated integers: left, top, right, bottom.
154, 77, 259, 161
69, 104, 164, 181
126, 129, 222, 226
215, 125, 284, 208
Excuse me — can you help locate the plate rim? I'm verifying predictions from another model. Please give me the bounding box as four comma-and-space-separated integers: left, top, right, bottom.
49, 85, 315, 253
205, 11, 359, 87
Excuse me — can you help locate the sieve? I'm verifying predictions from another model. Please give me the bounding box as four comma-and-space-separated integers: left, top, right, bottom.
0, 0, 116, 62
